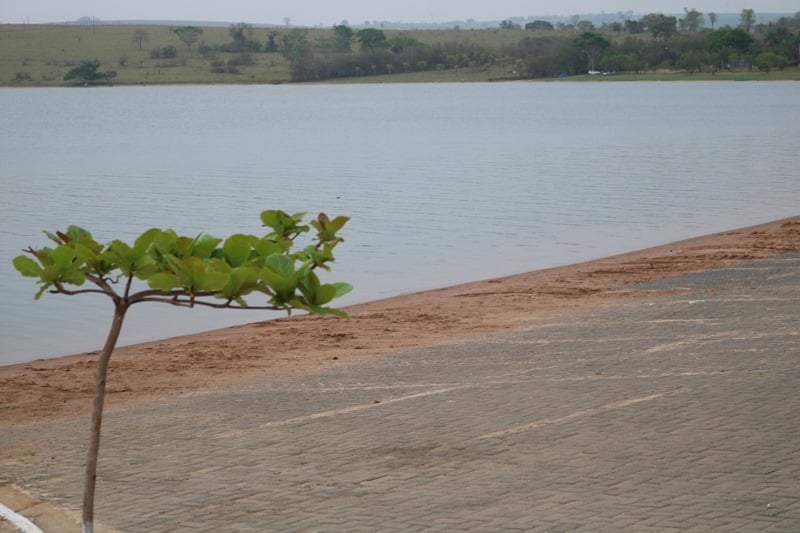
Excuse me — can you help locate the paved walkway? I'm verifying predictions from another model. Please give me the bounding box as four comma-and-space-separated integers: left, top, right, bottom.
2, 254, 799, 532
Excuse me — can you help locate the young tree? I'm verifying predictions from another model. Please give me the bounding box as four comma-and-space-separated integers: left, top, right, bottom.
762, 25, 799, 65
13, 210, 351, 533
228, 22, 260, 52
707, 27, 755, 68
642, 13, 679, 41
281, 28, 311, 63
173, 25, 204, 49
63, 59, 117, 85
740, 8, 756, 33
680, 8, 705, 32
676, 49, 706, 73
131, 29, 148, 52
266, 30, 280, 53
756, 51, 786, 72
388, 34, 423, 53
357, 28, 389, 51
573, 32, 610, 71
332, 24, 354, 52
624, 19, 645, 34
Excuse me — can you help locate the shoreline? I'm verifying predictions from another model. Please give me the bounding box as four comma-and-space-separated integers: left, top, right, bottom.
3, 74, 800, 90
2, 215, 799, 426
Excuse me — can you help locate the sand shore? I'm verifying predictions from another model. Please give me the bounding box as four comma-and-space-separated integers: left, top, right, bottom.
2, 216, 799, 426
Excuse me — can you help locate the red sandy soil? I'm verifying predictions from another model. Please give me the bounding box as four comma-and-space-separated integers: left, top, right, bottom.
2, 217, 799, 427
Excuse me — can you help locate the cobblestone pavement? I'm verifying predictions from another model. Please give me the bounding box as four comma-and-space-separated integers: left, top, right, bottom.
2, 254, 799, 532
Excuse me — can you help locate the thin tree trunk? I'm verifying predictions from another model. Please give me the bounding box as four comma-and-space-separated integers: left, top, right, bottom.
82, 304, 127, 533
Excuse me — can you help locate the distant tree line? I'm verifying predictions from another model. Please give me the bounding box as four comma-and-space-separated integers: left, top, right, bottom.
142, 12, 800, 82
284, 10, 798, 80
507, 9, 800, 77
288, 28, 498, 81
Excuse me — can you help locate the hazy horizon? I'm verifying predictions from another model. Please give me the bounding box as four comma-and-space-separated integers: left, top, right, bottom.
2, 1, 796, 27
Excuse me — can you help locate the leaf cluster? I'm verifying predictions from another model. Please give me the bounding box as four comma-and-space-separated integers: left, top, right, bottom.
13, 210, 352, 317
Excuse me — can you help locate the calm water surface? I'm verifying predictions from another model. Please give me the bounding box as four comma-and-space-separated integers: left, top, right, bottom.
1, 82, 798, 365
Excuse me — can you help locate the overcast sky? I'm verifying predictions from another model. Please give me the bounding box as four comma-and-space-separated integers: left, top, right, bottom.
2, 1, 796, 26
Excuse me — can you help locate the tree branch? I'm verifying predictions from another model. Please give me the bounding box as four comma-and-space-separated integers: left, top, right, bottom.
50, 287, 112, 297
132, 295, 285, 311
127, 289, 216, 303
83, 272, 119, 298
123, 275, 134, 300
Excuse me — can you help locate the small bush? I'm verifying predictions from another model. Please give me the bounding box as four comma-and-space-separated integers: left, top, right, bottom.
209, 60, 242, 74
228, 53, 255, 67
151, 45, 177, 59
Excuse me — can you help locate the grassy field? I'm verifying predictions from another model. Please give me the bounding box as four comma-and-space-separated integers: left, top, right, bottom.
0, 24, 295, 85
2, 23, 798, 86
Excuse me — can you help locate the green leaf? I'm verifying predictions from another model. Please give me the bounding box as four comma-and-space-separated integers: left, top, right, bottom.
43, 230, 63, 245
260, 210, 286, 232
134, 228, 162, 253
265, 254, 295, 278
314, 283, 338, 306
73, 242, 98, 263
309, 282, 351, 306
132, 255, 158, 279
222, 234, 252, 267
208, 257, 232, 274
108, 240, 136, 273
220, 266, 259, 299
41, 265, 61, 283
60, 267, 86, 286
51, 245, 76, 268
324, 308, 350, 319
260, 209, 309, 239
34, 283, 52, 301
306, 243, 336, 269
298, 269, 321, 301
252, 238, 285, 257
260, 266, 296, 303
66, 225, 92, 243
152, 229, 178, 256
147, 273, 182, 292
332, 282, 353, 298
109, 239, 133, 257
311, 213, 349, 241
167, 256, 227, 293
325, 215, 349, 236
13, 255, 43, 277
195, 271, 230, 292
192, 234, 222, 259
163, 254, 186, 276
175, 236, 195, 258
181, 256, 206, 288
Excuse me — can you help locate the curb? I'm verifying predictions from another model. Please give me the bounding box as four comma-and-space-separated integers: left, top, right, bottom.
0, 502, 44, 533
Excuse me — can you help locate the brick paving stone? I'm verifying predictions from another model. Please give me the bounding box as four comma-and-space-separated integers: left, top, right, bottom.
1, 253, 799, 531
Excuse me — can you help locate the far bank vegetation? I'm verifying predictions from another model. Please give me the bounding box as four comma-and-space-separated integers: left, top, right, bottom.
2, 9, 799, 86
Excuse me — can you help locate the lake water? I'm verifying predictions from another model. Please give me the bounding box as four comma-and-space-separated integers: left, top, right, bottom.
1, 81, 798, 366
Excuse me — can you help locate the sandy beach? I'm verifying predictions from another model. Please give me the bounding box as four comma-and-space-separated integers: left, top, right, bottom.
2, 216, 799, 427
